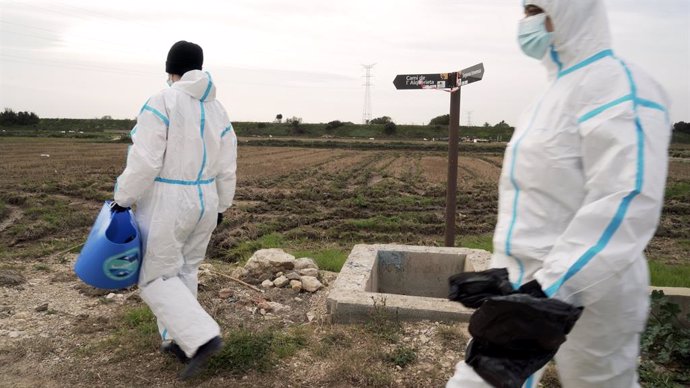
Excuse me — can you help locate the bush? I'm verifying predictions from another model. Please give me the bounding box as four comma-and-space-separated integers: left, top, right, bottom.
640, 290, 690, 385
383, 121, 397, 135
429, 114, 450, 126
0, 108, 39, 126
370, 116, 391, 125
325, 120, 344, 130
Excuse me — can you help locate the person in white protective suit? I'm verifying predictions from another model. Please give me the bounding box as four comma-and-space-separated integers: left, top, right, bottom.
113, 40, 237, 380
447, 0, 671, 387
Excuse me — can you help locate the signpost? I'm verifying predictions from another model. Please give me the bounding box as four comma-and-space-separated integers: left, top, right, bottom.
393, 63, 485, 247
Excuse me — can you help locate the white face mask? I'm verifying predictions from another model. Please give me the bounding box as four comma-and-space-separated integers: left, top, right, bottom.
518, 13, 553, 60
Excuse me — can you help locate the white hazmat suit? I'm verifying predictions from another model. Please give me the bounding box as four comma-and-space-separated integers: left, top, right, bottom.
447, 0, 671, 387
115, 70, 237, 358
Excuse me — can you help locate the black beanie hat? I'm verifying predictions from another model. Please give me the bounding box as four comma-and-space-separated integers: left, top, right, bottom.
165, 41, 203, 76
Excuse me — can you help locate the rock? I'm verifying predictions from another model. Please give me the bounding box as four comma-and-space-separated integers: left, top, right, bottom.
0, 306, 12, 318
256, 301, 272, 311
285, 271, 301, 281
0, 270, 26, 287
290, 280, 302, 292
294, 257, 318, 270
231, 267, 248, 279
198, 263, 216, 285
301, 276, 323, 293
306, 312, 315, 322
298, 268, 319, 278
241, 249, 296, 284
273, 276, 289, 288
218, 288, 234, 299
35, 303, 49, 312
275, 272, 284, 277
267, 302, 289, 313
419, 334, 430, 344
199, 263, 215, 273
14, 312, 29, 320
245, 249, 295, 272
106, 293, 116, 299
8, 331, 21, 338
261, 279, 274, 289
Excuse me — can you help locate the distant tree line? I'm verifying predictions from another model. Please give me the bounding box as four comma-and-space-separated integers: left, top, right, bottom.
674, 121, 690, 134
0, 108, 39, 126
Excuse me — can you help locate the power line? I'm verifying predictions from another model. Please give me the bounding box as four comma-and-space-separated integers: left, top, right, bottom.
361, 63, 375, 124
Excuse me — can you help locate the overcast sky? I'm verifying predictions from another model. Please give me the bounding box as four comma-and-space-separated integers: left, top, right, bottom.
1, 0, 688, 126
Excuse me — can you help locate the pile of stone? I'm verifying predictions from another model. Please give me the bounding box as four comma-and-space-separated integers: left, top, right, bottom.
231, 249, 323, 293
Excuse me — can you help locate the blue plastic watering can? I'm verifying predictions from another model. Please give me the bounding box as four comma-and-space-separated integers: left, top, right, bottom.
74, 201, 142, 289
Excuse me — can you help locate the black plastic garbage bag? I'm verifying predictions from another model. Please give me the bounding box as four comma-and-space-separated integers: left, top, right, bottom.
448, 268, 514, 308
465, 294, 584, 388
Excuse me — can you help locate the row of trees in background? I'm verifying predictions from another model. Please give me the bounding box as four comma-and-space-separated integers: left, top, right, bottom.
674, 121, 690, 134
0, 108, 39, 126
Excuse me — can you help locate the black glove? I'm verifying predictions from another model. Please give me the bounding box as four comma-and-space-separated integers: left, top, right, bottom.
517, 279, 547, 299
110, 202, 130, 213
217, 212, 223, 226
448, 268, 514, 308
448, 269, 548, 308
465, 294, 583, 388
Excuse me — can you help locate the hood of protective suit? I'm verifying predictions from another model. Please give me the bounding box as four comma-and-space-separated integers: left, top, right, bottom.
172, 70, 216, 102
524, 0, 612, 76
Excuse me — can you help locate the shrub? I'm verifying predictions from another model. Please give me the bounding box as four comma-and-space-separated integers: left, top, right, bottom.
383, 121, 397, 135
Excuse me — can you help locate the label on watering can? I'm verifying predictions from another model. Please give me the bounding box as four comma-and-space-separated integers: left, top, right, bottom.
102, 248, 141, 281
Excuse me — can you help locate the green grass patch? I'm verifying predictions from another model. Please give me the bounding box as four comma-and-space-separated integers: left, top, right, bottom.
665, 182, 690, 200
272, 327, 309, 359
649, 261, 690, 287
32, 264, 51, 272
386, 345, 417, 368
456, 234, 493, 252
289, 248, 348, 272
208, 327, 308, 375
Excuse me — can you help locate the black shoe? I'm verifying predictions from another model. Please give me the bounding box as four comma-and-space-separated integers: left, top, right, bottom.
178, 336, 223, 381
160, 341, 189, 364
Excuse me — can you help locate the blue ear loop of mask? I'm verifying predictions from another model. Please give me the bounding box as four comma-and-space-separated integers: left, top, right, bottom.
518, 13, 553, 59
166, 78, 173, 87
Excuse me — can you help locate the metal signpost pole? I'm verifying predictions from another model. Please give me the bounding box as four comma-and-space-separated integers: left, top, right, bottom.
445, 83, 461, 247
393, 63, 483, 248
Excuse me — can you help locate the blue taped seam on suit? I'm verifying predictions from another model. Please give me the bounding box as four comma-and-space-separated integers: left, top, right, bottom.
200, 72, 213, 102
544, 57, 645, 297
221, 124, 234, 138
636, 98, 666, 112
139, 98, 151, 114
525, 375, 535, 388
161, 328, 168, 341
578, 95, 667, 124
130, 126, 138, 136
142, 105, 170, 127
549, 45, 563, 72
197, 101, 208, 222
558, 49, 614, 78
578, 95, 633, 123
155, 177, 215, 185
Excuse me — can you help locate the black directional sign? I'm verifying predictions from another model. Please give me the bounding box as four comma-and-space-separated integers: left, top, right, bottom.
458, 63, 484, 86
393, 72, 456, 90
393, 63, 484, 90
